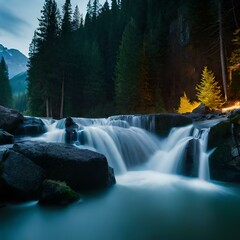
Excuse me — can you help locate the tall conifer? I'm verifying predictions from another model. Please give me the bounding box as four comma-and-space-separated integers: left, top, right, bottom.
0, 57, 12, 107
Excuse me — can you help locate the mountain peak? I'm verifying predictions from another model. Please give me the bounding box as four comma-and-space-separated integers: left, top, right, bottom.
0, 44, 28, 78
0, 44, 7, 52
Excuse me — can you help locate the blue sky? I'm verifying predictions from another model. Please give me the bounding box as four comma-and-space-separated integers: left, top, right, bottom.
0, 0, 94, 56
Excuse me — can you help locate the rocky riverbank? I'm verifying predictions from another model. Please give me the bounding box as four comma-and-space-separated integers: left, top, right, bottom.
0, 141, 116, 205
1, 105, 240, 206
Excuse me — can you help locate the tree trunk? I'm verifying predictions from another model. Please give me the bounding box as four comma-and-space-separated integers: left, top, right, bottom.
46, 97, 49, 117
49, 98, 53, 118
219, 0, 228, 101
60, 76, 65, 119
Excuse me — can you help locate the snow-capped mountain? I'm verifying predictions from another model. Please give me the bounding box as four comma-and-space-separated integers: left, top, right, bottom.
0, 44, 28, 78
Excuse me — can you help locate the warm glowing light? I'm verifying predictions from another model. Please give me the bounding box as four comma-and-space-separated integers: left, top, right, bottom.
222, 101, 240, 112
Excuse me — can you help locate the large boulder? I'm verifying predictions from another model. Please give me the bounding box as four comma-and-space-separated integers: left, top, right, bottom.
39, 179, 80, 206
153, 114, 193, 136
228, 109, 240, 125
15, 117, 47, 136
0, 129, 14, 145
13, 141, 116, 191
207, 120, 232, 150
1, 150, 45, 200
0, 105, 24, 134
209, 145, 240, 182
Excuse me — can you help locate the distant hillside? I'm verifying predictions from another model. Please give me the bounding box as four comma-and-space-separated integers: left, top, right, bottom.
10, 71, 28, 95
0, 44, 28, 78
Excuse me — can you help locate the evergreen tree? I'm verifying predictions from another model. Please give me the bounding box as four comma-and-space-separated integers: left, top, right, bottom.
230, 29, 240, 68
59, 0, 73, 118
229, 29, 240, 99
196, 66, 224, 109
82, 42, 106, 116
28, 0, 60, 117
0, 57, 12, 107
115, 19, 141, 113
62, 0, 72, 35
137, 43, 154, 113
72, 5, 81, 30
92, 0, 101, 22
13, 93, 28, 113
27, 32, 45, 116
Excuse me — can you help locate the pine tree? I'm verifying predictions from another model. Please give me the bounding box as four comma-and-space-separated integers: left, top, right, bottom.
115, 18, 141, 113
72, 5, 81, 30
82, 42, 106, 116
137, 42, 154, 113
0, 57, 12, 107
92, 0, 101, 22
59, 0, 73, 118
28, 0, 60, 117
196, 66, 224, 109
62, 0, 72, 35
230, 29, 240, 69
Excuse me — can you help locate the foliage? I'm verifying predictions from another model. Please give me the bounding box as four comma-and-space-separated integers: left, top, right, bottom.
230, 29, 240, 69
28, 0, 61, 117
0, 57, 12, 107
27, 0, 238, 117
9, 72, 27, 95
178, 92, 200, 113
13, 93, 28, 113
232, 29, 240, 46
72, 5, 81, 30
115, 19, 141, 114
196, 66, 224, 109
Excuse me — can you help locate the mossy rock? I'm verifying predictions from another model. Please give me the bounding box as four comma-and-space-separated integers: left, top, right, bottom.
208, 120, 232, 150
209, 144, 240, 182
39, 179, 80, 206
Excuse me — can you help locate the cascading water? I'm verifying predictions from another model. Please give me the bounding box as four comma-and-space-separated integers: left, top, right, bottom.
33, 116, 215, 180
4, 116, 240, 240
195, 128, 211, 181
146, 125, 194, 174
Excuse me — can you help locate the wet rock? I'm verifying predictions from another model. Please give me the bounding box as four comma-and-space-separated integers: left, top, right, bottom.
153, 114, 192, 136
209, 145, 240, 182
15, 117, 47, 136
39, 179, 80, 206
65, 117, 78, 143
1, 150, 45, 200
192, 104, 211, 114
13, 141, 116, 191
0, 129, 14, 145
182, 138, 200, 177
184, 113, 206, 122
0, 105, 23, 134
228, 109, 240, 125
207, 120, 232, 150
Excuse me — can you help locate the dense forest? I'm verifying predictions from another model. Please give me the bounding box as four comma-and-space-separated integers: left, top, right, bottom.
26, 0, 240, 118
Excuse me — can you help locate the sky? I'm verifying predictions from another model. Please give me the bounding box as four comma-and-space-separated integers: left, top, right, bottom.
0, 0, 93, 56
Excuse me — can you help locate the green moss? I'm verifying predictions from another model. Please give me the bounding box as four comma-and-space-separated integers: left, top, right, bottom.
40, 179, 80, 205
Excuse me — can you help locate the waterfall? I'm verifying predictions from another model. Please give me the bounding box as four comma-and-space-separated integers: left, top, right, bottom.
34, 116, 214, 180
146, 125, 194, 174
196, 128, 210, 181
